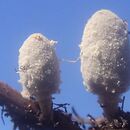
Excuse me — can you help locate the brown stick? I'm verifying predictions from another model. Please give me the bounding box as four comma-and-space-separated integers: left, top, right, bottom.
0, 82, 82, 130
0, 82, 38, 114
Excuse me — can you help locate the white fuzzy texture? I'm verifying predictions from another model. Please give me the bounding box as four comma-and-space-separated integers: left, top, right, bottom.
21, 87, 31, 98
18, 33, 60, 99
80, 9, 130, 95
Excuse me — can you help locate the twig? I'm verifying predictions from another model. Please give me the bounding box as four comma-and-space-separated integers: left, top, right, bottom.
121, 96, 125, 111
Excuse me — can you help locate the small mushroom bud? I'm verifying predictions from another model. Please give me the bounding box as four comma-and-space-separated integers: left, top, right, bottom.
18, 33, 60, 121
80, 9, 130, 119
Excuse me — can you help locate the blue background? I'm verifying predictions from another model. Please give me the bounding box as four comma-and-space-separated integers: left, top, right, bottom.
0, 0, 130, 129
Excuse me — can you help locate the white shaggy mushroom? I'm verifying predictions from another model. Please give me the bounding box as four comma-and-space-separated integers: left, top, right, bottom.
18, 33, 60, 121
80, 9, 130, 119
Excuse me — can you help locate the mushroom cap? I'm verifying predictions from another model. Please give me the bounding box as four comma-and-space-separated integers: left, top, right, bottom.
80, 10, 130, 95
18, 33, 60, 98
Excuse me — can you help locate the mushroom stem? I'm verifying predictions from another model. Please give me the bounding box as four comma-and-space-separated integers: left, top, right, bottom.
38, 95, 53, 122
98, 94, 121, 120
